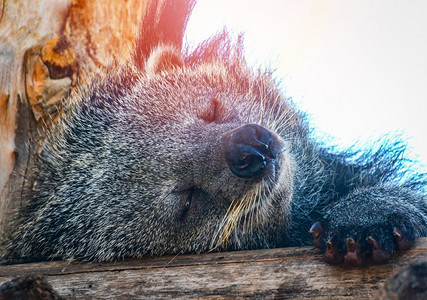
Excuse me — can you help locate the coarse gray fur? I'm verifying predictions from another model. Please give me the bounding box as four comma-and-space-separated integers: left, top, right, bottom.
1, 2, 426, 265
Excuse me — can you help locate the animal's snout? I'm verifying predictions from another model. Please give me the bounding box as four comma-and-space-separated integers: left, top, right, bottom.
225, 124, 283, 178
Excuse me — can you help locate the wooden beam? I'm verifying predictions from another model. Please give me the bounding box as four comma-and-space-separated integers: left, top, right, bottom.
1, 238, 426, 299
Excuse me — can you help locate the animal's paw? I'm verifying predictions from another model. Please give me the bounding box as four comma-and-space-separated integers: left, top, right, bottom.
309, 191, 420, 265
309, 221, 415, 265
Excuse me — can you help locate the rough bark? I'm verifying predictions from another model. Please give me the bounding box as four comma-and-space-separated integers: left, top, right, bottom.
0, 238, 426, 299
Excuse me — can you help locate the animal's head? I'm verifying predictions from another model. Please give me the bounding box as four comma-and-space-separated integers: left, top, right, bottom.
74, 32, 300, 256
17, 0, 304, 261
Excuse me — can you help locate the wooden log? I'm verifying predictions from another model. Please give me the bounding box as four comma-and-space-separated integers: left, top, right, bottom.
1, 238, 426, 299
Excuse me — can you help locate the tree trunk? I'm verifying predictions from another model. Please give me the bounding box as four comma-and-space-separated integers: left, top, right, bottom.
0, 0, 148, 233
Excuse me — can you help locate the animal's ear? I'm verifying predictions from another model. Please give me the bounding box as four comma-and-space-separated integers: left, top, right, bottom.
134, 0, 196, 70
144, 45, 184, 75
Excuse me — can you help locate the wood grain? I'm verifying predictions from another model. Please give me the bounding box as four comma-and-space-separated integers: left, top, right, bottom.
1, 238, 426, 299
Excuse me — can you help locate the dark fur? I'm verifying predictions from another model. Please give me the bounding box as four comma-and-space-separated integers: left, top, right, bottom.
1, 0, 426, 264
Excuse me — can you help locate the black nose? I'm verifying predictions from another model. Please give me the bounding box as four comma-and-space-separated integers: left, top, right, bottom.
225, 124, 281, 178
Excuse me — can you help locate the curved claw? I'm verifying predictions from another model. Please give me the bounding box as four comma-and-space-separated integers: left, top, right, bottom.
309, 222, 324, 249
344, 238, 363, 266
366, 236, 392, 263
393, 228, 414, 250
323, 240, 343, 264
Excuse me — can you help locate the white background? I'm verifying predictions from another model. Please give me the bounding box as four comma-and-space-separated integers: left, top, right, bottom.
185, 0, 427, 171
